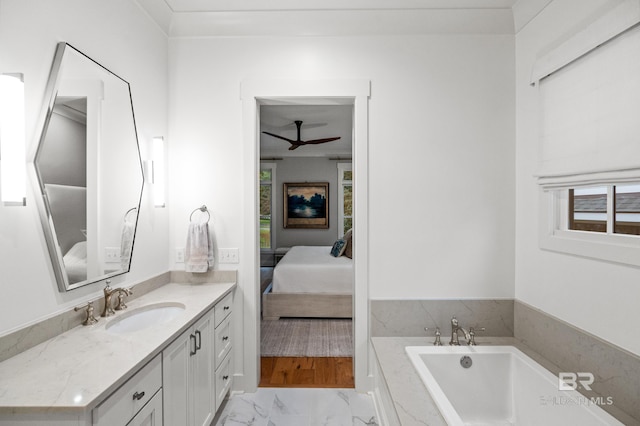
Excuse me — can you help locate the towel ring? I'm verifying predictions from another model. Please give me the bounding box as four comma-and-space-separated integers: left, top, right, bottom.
124, 207, 137, 220
190, 205, 210, 223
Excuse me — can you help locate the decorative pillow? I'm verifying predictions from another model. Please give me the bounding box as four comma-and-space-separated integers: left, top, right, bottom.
330, 239, 347, 257
343, 229, 353, 259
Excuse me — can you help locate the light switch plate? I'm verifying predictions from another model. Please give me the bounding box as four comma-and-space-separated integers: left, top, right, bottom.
175, 247, 185, 263
105, 247, 120, 262
219, 248, 239, 264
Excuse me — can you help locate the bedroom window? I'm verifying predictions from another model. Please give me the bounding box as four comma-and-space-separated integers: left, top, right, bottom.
567, 185, 640, 236
260, 163, 276, 249
337, 163, 352, 237
534, 7, 640, 266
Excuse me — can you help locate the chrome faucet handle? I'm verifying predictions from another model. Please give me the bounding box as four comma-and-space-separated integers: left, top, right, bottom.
434, 327, 443, 346
468, 327, 486, 346
74, 301, 99, 326
424, 327, 443, 346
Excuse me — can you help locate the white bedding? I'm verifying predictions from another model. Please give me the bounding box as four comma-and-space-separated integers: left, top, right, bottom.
63, 241, 87, 284
272, 246, 353, 294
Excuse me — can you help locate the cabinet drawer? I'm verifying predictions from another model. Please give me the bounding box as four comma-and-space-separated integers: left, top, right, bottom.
214, 292, 233, 327
214, 314, 232, 368
128, 389, 162, 426
93, 355, 162, 426
215, 351, 233, 411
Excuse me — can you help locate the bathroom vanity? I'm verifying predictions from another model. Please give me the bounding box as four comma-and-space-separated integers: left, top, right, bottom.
0, 278, 235, 426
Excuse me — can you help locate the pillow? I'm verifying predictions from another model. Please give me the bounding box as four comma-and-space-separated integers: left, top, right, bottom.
330, 239, 347, 257
343, 229, 353, 259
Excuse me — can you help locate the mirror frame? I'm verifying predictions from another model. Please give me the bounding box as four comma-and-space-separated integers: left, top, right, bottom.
31, 42, 144, 292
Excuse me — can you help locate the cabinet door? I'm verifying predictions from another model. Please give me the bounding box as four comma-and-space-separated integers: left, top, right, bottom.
162, 330, 192, 426
128, 390, 163, 426
191, 310, 214, 426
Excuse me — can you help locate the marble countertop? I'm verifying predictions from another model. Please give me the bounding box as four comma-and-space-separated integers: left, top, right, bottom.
371, 336, 566, 426
0, 280, 235, 415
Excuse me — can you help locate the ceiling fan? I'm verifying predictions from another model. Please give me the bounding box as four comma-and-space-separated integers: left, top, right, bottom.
262, 120, 341, 151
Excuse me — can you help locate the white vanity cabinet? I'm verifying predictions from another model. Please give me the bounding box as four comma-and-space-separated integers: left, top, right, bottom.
162, 308, 215, 426
92, 354, 162, 426
0, 281, 236, 426
162, 291, 233, 426
213, 292, 233, 410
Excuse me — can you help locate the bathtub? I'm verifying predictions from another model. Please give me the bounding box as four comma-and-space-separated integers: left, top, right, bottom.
405, 345, 622, 426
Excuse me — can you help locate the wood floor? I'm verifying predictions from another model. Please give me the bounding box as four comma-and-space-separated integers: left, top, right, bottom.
259, 357, 354, 388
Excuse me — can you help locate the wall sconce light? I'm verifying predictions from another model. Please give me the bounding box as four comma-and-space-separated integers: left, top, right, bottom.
152, 136, 165, 208
0, 73, 26, 206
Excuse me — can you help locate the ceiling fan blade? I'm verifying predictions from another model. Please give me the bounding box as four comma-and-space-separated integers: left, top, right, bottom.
302, 137, 341, 145
262, 131, 296, 144
288, 144, 302, 151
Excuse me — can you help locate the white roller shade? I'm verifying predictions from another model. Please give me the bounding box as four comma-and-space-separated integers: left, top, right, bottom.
535, 8, 640, 189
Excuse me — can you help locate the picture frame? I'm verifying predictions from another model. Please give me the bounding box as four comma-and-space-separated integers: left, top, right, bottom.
283, 182, 329, 229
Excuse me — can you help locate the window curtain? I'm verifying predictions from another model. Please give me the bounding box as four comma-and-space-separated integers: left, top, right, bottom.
533, 0, 640, 190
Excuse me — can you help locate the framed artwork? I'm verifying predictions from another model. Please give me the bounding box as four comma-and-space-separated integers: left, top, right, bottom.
283, 182, 329, 229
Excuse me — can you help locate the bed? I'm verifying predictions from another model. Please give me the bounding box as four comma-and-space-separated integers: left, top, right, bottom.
262, 245, 353, 320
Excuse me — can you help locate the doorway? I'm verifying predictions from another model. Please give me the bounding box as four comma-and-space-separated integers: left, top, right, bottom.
258, 104, 354, 387
240, 80, 371, 393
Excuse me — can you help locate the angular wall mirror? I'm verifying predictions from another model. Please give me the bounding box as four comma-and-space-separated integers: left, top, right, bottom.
33, 43, 143, 292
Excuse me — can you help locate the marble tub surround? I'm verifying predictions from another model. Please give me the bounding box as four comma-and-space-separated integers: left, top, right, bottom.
0, 278, 235, 415
371, 299, 514, 337
372, 336, 637, 426
515, 300, 640, 425
214, 387, 379, 426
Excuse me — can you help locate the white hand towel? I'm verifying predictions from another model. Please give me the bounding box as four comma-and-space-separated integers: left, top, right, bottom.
120, 213, 136, 270
185, 221, 214, 273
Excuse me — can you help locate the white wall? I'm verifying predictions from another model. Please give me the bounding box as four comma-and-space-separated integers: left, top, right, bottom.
515, 0, 640, 356
168, 35, 515, 298
0, 0, 169, 336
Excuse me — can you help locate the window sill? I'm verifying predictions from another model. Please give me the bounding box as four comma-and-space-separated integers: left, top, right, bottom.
540, 229, 640, 267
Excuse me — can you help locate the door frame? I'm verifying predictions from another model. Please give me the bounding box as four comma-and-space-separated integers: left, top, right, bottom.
239, 79, 371, 392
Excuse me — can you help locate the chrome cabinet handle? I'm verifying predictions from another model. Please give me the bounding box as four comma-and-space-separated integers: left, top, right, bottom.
190, 334, 197, 355
222, 336, 229, 341
195, 330, 202, 350
133, 391, 145, 400
223, 306, 230, 310
222, 375, 229, 380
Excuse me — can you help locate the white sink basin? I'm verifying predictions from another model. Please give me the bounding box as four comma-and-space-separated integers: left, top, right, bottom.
106, 302, 186, 334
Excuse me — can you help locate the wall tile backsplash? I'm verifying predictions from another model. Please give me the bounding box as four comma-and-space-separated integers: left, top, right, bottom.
370, 299, 514, 337
515, 301, 640, 424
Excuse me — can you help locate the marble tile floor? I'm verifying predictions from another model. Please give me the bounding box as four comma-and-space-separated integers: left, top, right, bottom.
214, 387, 379, 426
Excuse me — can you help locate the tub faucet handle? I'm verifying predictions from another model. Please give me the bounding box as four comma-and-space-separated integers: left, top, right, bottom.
468, 327, 486, 346
433, 327, 443, 346
425, 327, 443, 346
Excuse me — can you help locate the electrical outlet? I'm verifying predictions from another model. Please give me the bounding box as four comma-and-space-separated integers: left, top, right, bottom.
105, 247, 120, 262
219, 248, 239, 264
175, 247, 185, 263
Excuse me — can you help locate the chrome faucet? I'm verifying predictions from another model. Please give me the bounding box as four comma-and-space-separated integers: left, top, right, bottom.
449, 316, 470, 346
114, 287, 133, 311
101, 281, 117, 317
102, 282, 134, 316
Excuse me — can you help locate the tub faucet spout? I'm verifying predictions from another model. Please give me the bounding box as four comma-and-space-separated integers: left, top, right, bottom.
449, 316, 470, 346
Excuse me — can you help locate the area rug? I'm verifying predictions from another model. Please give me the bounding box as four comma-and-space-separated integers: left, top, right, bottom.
260, 318, 353, 357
